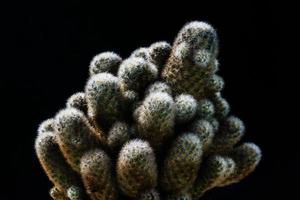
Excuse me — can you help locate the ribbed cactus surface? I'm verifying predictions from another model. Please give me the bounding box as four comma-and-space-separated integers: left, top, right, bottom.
35, 21, 261, 200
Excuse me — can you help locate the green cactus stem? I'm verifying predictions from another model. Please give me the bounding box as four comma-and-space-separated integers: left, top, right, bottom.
36, 21, 261, 200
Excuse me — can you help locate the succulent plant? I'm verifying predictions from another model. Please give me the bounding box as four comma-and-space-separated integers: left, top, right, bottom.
35, 21, 261, 200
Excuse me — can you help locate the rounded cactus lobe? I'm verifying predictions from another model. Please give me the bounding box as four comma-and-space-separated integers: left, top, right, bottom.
193, 49, 212, 68
80, 149, 117, 200
210, 92, 230, 119
54, 108, 103, 172
174, 94, 198, 124
162, 21, 219, 100
190, 119, 214, 152
66, 92, 87, 114
222, 143, 262, 186
190, 155, 231, 199
130, 47, 150, 60
107, 121, 130, 151
50, 187, 68, 200
117, 139, 158, 197
175, 21, 218, 57
145, 81, 172, 96
197, 99, 215, 119
85, 72, 122, 127
222, 116, 245, 135
217, 157, 236, 187
118, 57, 158, 92
138, 189, 160, 200
35, 128, 82, 195
38, 118, 55, 134
89, 52, 122, 76
161, 133, 203, 192
136, 92, 175, 148
205, 74, 224, 95
66, 186, 87, 200
209, 116, 245, 154
148, 41, 171, 69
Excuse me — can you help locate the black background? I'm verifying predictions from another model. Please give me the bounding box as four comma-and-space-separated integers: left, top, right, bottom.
1, 0, 295, 199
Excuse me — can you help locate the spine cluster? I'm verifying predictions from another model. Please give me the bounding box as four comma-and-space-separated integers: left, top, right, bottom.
35, 21, 261, 200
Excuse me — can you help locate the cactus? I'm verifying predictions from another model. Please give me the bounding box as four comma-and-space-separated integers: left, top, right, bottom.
50, 187, 68, 200
174, 94, 198, 124
190, 119, 214, 152
190, 155, 234, 199
85, 73, 122, 129
35, 21, 261, 200
66, 92, 88, 114
148, 42, 172, 71
161, 133, 203, 192
54, 108, 104, 172
80, 149, 117, 200
135, 92, 175, 148
35, 120, 83, 195
117, 139, 158, 197
89, 52, 122, 76
107, 121, 130, 151
118, 57, 158, 92
162, 22, 219, 100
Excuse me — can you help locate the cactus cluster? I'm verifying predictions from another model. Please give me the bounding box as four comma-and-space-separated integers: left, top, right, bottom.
35, 21, 261, 200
